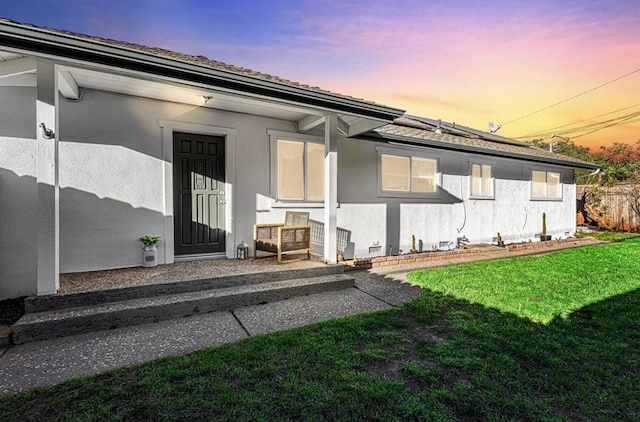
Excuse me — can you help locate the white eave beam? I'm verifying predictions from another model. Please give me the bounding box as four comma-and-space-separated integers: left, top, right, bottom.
57, 69, 79, 99
347, 118, 388, 137
336, 117, 349, 137
297, 114, 357, 137
0, 56, 36, 78
0, 73, 36, 86
297, 114, 325, 133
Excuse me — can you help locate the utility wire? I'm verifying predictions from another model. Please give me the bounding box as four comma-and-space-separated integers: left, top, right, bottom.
502, 66, 640, 127
552, 111, 640, 137
515, 103, 640, 139
571, 113, 640, 139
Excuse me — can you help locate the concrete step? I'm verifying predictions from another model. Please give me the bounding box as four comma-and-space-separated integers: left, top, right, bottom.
25, 265, 345, 313
13, 273, 355, 344
0, 325, 12, 347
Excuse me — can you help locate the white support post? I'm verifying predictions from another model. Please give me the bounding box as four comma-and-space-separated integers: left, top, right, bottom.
36, 59, 59, 295
323, 114, 338, 264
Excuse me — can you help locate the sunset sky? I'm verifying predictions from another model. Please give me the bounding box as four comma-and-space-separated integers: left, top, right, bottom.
3, 0, 639, 150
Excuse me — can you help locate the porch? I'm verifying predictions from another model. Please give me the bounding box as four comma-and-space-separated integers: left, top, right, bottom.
59, 256, 325, 295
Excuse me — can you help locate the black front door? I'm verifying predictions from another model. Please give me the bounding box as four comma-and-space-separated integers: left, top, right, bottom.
173, 132, 226, 255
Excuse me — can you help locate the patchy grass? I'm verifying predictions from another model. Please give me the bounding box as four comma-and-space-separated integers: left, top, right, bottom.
1, 241, 639, 421
407, 239, 640, 323
578, 229, 640, 242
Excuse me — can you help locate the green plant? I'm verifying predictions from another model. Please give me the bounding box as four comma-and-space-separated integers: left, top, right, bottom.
541, 212, 547, 237
137, 234, 160, 246
497, 232, 502, 243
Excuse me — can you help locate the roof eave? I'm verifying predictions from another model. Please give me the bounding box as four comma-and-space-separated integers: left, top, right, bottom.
0, 20, 405, 121
364, 132, 601, 170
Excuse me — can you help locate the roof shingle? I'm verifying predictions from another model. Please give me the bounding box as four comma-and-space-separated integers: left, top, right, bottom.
372, 122, 599, 170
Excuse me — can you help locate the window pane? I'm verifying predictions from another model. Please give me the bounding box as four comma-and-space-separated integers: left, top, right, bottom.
532, 171, 546, 198
471, 164, 482, 195
277, 140, 304, 200
306, 142, 325, 201
412, 157, 437, 192
547, 172, 561, 198
381, 154, 410, 191
482, 165, 493, 195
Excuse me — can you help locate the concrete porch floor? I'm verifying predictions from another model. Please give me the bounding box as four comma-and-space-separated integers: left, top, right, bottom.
60, 255, 325, 294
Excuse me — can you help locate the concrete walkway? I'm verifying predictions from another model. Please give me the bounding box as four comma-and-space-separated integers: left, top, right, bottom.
0, 238, 603, 395
0, 270, 420, 395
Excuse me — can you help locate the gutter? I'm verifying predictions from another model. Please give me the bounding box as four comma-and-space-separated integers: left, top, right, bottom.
0, 20, 405, 121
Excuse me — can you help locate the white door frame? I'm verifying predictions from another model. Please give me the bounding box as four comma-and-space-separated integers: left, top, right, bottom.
159, 120, 237, 263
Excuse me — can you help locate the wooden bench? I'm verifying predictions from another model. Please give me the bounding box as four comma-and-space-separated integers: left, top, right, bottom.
254, 211, 311, 263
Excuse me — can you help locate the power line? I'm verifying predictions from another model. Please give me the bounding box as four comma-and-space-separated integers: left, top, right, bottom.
571, 113, 640, 139
502, 66, 640, 127
543, 111, 640, 138
515, 103, 640, 139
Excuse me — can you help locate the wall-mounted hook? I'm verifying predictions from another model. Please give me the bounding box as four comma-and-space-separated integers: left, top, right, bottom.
40, 123, 55, 139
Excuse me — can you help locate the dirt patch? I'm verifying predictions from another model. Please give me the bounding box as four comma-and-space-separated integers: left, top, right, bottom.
0, 297, 25, 325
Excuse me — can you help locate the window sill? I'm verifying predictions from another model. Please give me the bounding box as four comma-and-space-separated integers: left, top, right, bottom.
270, 199, 327, 209
530, 197, 563, 202
469, 195, 495, 200
377, 190, 440, 199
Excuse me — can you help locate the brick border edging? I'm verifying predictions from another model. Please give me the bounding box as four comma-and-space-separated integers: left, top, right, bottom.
505, 236, 597, 252
342, 237, 598, 271
342, 248, 482, 271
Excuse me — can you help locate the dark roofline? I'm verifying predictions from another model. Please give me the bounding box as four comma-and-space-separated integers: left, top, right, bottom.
361, 130, 601, 170
0, 19, 405, 121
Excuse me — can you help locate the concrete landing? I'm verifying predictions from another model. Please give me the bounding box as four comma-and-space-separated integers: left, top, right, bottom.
0, 270, 420, 394
13, 267, 353, 345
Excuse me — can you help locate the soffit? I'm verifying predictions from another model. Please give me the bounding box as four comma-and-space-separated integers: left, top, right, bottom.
0, 51, 388, 131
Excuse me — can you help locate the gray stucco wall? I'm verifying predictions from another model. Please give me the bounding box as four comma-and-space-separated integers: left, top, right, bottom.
0, 83, 578, 299
0, 87, 37, 299
337, 137, 577, 257
57, 90, 295, 272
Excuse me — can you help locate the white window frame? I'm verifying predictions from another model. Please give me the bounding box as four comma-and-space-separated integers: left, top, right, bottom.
469, 161, 495, 199
269, 130, 325, 206
376, 146, 441, 198
530, 169, 562, 201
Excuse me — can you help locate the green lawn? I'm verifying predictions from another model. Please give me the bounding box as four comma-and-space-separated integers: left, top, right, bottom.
1, 239, 639, 421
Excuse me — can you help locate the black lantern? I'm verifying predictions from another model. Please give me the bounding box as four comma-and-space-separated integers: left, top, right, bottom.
236, 240, 249, 260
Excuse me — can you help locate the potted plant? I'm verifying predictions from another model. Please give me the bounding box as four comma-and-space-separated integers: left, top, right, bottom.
137, 234, 160, 268
496, 232, 505, 247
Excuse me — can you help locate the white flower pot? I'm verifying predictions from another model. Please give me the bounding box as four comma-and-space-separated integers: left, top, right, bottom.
142, 244, 158, 268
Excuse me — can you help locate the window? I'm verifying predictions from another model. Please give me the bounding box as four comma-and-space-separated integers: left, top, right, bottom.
470, 163, 493, 198
380, 153, 437, 194
276, 138, 324, 201
531, 170, 561, 199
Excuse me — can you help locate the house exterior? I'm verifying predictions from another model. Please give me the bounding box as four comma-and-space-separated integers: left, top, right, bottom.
0, 19, 598, 300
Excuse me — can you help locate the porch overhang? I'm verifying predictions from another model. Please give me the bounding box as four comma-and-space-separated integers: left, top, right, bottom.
0, 19, 405, 125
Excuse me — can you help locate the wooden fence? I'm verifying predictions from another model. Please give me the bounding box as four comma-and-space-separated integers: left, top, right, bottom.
577, 184, 640, 231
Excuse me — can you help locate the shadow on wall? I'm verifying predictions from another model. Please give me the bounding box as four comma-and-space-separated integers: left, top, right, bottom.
0, 168, 168, 279
0, 170, 37, 299
60, 186, 167, 272
338, 185, 464, 258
